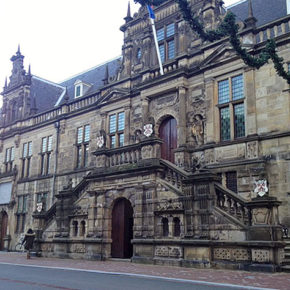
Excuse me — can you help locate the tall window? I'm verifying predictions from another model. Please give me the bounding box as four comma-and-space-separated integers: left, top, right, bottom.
157, 23, 175, 63
218, 74, 245, 141
36, 192, 48, 211
76, 125, 90, 168
40, 136, 52, 176
21, 142, 32, 178
109, 112, 125, 148
16, 195, 27, 233
4, 146, 14, 172
226, 171, 238, 193
162, 217, 169, 237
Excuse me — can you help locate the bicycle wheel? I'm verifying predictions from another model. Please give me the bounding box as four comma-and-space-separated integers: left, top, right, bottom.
15, 243, 24, 252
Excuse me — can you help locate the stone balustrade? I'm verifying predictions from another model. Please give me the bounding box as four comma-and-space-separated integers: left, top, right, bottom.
255, 15, 290, 43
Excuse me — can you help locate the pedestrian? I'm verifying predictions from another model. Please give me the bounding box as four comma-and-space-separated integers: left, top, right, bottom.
22, 228, 35, 259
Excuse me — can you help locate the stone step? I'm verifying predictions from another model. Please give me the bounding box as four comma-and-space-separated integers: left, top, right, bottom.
281, 265, 290, 273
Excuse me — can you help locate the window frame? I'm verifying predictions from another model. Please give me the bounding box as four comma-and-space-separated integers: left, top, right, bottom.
156, 22, 176, 63
108, 112, 125, 149
4, 146, 14, 172
76, 124, 90, 169
21, 141, 32, 178
40, 136, 52, 176
16, 195, 27, 233
217, 74, 246, 142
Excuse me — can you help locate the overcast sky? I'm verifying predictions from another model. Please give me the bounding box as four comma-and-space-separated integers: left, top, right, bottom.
0, 0, 240, 89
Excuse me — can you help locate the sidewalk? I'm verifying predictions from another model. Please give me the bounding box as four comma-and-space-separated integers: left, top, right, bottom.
0, 252, 290, 290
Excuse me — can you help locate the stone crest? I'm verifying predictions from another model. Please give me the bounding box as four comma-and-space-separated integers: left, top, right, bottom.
143, 124, 153, 137
96, 136, 105, 148
36, 202, 43, 213
254, 179, 268, 197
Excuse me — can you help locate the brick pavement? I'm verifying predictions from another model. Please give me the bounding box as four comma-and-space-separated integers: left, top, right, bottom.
0, 252, 290, 290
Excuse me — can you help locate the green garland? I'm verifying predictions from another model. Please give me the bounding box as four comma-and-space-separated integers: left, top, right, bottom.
134, 0, 290, 84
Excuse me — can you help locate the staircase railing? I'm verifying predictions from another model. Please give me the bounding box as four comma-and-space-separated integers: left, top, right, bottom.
214, 182, 252, 226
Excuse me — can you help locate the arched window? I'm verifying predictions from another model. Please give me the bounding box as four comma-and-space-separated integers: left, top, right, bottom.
162, 217, 169, 237
80, 221, 86, 236
173, 217, 181, 237
72, 221, 78, 237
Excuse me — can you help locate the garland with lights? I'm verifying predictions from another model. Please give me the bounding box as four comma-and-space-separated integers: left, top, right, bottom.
134, 0, 290, 84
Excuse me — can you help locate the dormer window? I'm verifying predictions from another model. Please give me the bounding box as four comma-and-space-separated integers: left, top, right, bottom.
75, 85, 81, 98
74, 80, 92, 99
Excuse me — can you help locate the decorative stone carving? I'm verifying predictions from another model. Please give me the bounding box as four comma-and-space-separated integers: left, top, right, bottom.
252, 208, 270, 224
143, 124, 153, 137
141, 145, 153, 159
254, 180, 269, 197
191, 115, 204, 146
72, 244, 86, 253
96, 136, 105, 148
252, 249, 270, 263
247, 141, 258, 159
157, 199, 183, 211
214, 248, 251, 261
155, 246, 183, 258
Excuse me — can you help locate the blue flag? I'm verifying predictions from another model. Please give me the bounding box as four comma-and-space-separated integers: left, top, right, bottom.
147, 5, 155, 19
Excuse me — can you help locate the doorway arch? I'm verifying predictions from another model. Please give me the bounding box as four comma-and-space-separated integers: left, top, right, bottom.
111, 198, 133, 258
159, 116, 177, 163
0, 211, 8, 250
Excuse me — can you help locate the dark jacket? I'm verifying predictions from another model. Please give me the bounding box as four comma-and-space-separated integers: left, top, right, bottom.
22, 232, 35, 250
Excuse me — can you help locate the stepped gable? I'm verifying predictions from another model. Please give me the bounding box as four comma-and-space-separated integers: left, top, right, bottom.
30, 76, 65, 113
229, 0, 287, 27
59, 57, 121, 103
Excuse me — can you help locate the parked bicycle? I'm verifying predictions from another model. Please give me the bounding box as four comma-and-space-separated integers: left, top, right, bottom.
14, 234, 25, 252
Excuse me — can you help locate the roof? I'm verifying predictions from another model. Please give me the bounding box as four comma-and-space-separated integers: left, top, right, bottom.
229, 0, 287, 27
30, 76, 65, 113
58, 57, 121, 104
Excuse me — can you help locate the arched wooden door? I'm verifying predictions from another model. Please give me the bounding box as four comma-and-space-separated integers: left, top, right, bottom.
0, 212, 8, 250
111, 198, 133, 258
159, 117, 177, 163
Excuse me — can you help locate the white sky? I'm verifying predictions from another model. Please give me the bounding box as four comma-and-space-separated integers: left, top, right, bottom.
0, 0, 240, 89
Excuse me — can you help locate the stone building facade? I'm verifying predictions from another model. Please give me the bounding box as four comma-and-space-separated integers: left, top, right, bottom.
0, 0, 289, 271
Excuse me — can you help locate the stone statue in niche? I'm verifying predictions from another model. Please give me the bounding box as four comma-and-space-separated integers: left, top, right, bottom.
191, 114, 204, 146
134, 129, 142, 143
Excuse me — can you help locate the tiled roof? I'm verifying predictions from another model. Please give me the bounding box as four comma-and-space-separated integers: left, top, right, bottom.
59, 57, 121, 104
30, 76, 65, 113
229, 0, 287, 27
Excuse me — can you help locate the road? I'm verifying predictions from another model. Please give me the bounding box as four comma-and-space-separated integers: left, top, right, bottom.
0, 263, 260, 290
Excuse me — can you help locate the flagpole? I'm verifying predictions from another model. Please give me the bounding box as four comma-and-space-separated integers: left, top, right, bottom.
149, 16, 164, 75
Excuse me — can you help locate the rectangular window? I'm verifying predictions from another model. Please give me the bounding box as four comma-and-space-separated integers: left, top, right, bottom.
218, 80, 230, 104
40, 136, 52, 175
157, 27, 164, 41
157, 23, 175, 63
226, 171, 238, 193
218, 75, 245, 141
21, 142, 32, 178
109, 112, 125, 148
76, 85, 81, 97
16, 195, 27, 233
220, 107, 231, 141
4, 146, 14, 172
232, 75, 244, 100
76, 125, 90, 168
234, 103, 245, 138
159, 44, 165, 63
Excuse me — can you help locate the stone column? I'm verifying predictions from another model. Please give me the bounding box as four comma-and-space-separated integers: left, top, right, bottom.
204, 78, 216, 143
124, 105, 131, 144
244, 68, 257, 136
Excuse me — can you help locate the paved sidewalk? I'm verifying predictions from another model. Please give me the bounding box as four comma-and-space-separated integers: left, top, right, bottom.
0, 252, 290, 290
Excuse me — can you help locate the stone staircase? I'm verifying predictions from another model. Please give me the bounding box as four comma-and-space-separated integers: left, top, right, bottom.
282, 237, 290, 272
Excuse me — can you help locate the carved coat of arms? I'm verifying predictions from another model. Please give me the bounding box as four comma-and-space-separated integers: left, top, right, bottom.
143, 124, 153, 137
254, 180, 269, 197
96, 136, 105, 148
36, 202, 43, 213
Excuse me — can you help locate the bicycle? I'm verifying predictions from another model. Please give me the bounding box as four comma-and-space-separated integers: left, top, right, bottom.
15, 242, 24, 252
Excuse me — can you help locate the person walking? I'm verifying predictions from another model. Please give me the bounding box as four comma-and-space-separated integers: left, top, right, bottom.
22, 229, 35, 259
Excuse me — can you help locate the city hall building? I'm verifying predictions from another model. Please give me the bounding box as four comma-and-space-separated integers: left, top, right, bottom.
0, 0, 290, 271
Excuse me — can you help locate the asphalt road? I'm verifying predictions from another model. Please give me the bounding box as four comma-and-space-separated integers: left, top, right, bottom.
0, 263, 252, 290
